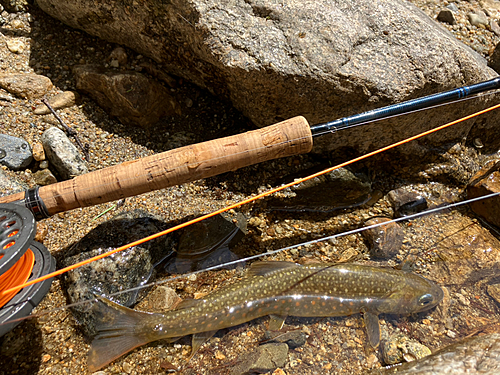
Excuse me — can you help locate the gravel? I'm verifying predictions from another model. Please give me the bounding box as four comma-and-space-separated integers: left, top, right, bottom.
0, 2, 499, 375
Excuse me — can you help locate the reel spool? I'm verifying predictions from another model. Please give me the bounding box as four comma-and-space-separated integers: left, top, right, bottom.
0, 203, 56, 337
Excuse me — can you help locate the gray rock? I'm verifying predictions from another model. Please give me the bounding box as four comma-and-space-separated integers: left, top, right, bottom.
0, 73, 52, 99
33, 91, 80, 115
0, 134, 32, 170
468, 11, 489, 27
437, 9, 457, 25
73, 65, 179, 128
63, 209, 173, 337
33, 168, 57, 186
446, 3, 459, 13
0, 168, 28, 197
230, 343, 289, 375
36, 0, 499, 158
41, 127, 88, 180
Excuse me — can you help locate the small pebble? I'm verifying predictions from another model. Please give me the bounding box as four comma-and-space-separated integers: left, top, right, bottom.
6, 39, 25, 54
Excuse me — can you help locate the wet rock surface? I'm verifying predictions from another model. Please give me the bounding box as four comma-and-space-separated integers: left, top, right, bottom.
36, 0, 500, 159
62, 210, 172, 337
380, 333, 432, 365
73, 64, 179, 128
467, 160, 500, 228
377, 333, 500, 374
269, 167, 371, 213
388, 188, 428, 218
41, 126, 88, 179
165, 211, 247, 273
362, 217, 404, 259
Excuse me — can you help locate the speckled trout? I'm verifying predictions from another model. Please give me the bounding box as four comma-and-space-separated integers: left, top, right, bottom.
88, 261, 443, 371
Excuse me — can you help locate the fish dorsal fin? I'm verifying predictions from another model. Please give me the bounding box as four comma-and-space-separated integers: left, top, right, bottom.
247, 261, 300, 277
175, 298, 203, 310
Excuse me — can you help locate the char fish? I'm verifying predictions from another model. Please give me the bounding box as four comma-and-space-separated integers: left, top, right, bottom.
88, 261, 443, 371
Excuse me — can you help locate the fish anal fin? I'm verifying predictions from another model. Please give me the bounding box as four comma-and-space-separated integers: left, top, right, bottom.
189, 330, 218, 361
363, 311, 381, 349
88, 296, 154, 372
247, 261, 299, 277
268, 314, 287, 331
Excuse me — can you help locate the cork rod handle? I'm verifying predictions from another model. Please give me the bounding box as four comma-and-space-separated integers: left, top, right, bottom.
0, 116, 313, 216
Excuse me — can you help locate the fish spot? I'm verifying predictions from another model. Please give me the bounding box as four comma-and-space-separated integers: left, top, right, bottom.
311, 301, 316, 305
295, 302, 301, 307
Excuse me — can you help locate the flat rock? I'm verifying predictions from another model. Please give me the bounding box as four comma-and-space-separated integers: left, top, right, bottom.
467, 160, 500, 228
230, 343, 289, 375
33, 91, 80, 115
0, 134, 32, 170
73, 65, 178, 128
41, 127, 88, 180
37, 0, 500, 157
0, 73, 52, 99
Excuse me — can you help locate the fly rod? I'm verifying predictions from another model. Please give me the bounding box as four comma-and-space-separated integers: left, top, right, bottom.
1, 76, 500, 220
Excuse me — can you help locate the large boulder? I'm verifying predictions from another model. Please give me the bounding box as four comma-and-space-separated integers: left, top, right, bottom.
36, 0, 500, 155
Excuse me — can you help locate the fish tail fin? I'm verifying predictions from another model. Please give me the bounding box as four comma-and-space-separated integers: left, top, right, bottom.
88, 297, 152, 372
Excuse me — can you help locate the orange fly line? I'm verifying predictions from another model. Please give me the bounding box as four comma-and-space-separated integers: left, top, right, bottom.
2, 101, 500, 298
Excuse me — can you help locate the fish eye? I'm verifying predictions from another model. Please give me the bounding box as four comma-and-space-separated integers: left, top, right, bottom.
418, 293, 434, 306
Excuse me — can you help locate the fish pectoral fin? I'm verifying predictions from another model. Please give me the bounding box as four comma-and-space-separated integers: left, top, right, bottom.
268, 314, 287, 331
363, 311, 381, 349
247, 261, 299, 277
189, 330, 218, 361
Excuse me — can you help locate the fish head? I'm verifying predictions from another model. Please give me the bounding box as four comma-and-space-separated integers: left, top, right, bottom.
377, 272, 444, 315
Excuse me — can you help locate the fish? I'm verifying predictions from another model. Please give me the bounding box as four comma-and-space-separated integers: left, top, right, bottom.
87, 261, 444, 371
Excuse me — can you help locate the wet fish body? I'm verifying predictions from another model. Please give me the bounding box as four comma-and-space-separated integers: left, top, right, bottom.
88, 261, 443, 371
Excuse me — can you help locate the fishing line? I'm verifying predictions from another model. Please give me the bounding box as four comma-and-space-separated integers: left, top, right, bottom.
2, 190, 498, 329
2, 100, 500, 299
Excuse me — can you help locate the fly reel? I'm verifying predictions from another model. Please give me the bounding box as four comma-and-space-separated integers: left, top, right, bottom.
0, 203, 55, 336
